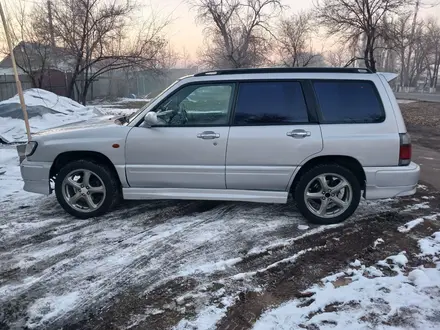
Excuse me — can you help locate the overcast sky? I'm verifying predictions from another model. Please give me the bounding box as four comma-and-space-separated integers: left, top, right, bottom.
145, 0, 317, 60
5, 0, 440, 62
145, 0, 440, 61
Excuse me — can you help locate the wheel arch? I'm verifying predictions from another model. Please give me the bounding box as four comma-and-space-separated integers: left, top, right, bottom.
289, 155, 366, 196
50, 151, 123, 188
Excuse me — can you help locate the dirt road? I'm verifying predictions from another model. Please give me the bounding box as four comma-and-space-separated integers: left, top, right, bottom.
413, 145, 440, 190
400, 101, 440, 190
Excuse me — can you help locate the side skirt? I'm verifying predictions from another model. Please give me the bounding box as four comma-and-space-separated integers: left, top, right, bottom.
123, 188, 288, 204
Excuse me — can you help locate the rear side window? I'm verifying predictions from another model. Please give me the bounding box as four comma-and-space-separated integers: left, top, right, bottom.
313, 80, 385, 123
233, 81, 309, 125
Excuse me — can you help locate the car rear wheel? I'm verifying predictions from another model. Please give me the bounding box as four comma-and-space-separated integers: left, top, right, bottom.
55, 160, 120, 219
294, 164, 361, 225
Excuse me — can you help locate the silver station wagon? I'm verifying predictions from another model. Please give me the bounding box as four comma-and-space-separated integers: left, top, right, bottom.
20, 67, 420, 224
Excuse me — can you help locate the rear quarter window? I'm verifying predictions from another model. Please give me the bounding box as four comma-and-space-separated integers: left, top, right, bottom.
313, 80, 385, 124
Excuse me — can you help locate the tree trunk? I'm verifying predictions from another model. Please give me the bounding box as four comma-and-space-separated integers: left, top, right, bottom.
37, 71, 45, 89
368, 35, 377, 72
81, 80, 91, 106
364, 46, 369, 69
29, 75, 38, 88
400, 52, 406, 89
67, 73, 78, 100
433, 53, 440, 89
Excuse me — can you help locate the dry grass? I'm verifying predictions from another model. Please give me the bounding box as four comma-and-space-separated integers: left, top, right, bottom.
399, 102, 440, 128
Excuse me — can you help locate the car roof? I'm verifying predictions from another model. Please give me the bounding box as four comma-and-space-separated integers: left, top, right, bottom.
193, 67, 372, 76
179, 67, 382, 83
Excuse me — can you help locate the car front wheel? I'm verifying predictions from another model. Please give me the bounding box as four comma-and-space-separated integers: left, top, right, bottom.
55, 160, 120, 219
294, 164, 361, 225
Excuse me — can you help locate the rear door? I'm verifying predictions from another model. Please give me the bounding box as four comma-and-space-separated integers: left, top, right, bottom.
226, 81, 323, 191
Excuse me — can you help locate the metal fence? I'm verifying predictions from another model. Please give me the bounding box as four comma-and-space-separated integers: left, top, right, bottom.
0, 67, 199, 103
0, 74, 33, 101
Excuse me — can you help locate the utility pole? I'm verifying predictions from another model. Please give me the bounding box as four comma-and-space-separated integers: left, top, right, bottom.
47, 0, 55, 47
0, 1, 31, 142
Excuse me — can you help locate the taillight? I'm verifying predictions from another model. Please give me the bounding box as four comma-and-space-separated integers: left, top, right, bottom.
399, 133, 411, 166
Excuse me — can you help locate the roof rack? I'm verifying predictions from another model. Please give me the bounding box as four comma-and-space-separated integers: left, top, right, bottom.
194, 67, 372, 76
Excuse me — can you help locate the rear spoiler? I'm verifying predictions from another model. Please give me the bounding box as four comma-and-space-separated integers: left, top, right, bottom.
378, 72, 399, 82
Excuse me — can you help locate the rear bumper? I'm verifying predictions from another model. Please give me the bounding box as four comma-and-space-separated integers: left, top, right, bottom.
20, 159, 52, 195
364, 162, 420, 200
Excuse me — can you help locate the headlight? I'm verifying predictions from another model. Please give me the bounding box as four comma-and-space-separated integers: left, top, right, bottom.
25, 141, 38, 157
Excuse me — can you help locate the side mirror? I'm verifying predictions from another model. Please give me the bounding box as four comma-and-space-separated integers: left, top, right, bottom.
143, 112, 159, 127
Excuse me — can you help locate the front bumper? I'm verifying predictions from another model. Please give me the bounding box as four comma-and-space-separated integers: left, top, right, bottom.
20, 159, 52, 195
364, 162, 420, 199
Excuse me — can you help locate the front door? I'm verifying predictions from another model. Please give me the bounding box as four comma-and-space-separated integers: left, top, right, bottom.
125, 82, 235, 189
226, 81, 323, 191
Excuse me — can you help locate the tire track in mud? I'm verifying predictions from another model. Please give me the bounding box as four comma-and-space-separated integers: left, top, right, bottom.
56, 202, 273, 327
56, 185, 440, 330
1, 185, 435, 330
216, 188, 440, 330
1, 198, 296, 329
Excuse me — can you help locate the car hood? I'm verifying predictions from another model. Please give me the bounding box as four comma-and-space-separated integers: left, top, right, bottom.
33, 115, 123, 137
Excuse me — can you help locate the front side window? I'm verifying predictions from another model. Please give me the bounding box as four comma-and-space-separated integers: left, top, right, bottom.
233, 81, 309, 125
127, 79, 180, 125
313, 80, 385, 123
153, 83, 234, 126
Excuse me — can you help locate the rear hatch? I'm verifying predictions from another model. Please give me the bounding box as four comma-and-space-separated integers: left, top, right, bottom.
378, 72, 412, 166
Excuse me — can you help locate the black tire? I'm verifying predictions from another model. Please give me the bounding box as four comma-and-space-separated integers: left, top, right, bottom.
294, 164, 361, 225
55, 160, 120, 219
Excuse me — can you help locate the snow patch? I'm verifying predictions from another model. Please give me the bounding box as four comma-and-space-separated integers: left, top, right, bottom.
408, 269, 432, 288
253, 244, 440, 330
418, 232, 440, 257
264, 248, 316, 271
385, 253, 408, 267
0, 89, 101, 142
425, 213, 440, 220
27, 291, 80, 328
373, 238, 384, 248
174, 296, 236, 330
398, 217, 424, 233
179, 257, 243, 276
0, 89, 83, 114
232, 247, 322, 282
404, 202, 430, 211
16, 243, 73, 268
0, 147, 42, 205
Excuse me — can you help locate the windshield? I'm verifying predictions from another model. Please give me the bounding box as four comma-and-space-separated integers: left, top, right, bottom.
126, 79, 181, 124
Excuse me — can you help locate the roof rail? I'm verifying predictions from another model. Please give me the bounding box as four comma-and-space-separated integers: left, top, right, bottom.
194, 67, 372, 76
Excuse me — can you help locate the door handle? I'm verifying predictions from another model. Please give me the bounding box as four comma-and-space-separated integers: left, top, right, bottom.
287, 129, 311, 138
197, 131, 220, 139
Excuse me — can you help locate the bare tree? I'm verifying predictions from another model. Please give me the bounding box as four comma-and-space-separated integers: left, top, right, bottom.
384, 13, 418, 87
190, 0, 283, 69
425, 18, 440, 91
33, 0, 170, 104
315, 0, 409, 72
180, 46, 193, 67
384, 12, 433, 89
275, 11, 319, 67
325, 46, 353, 67
0, 0, 53, 88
